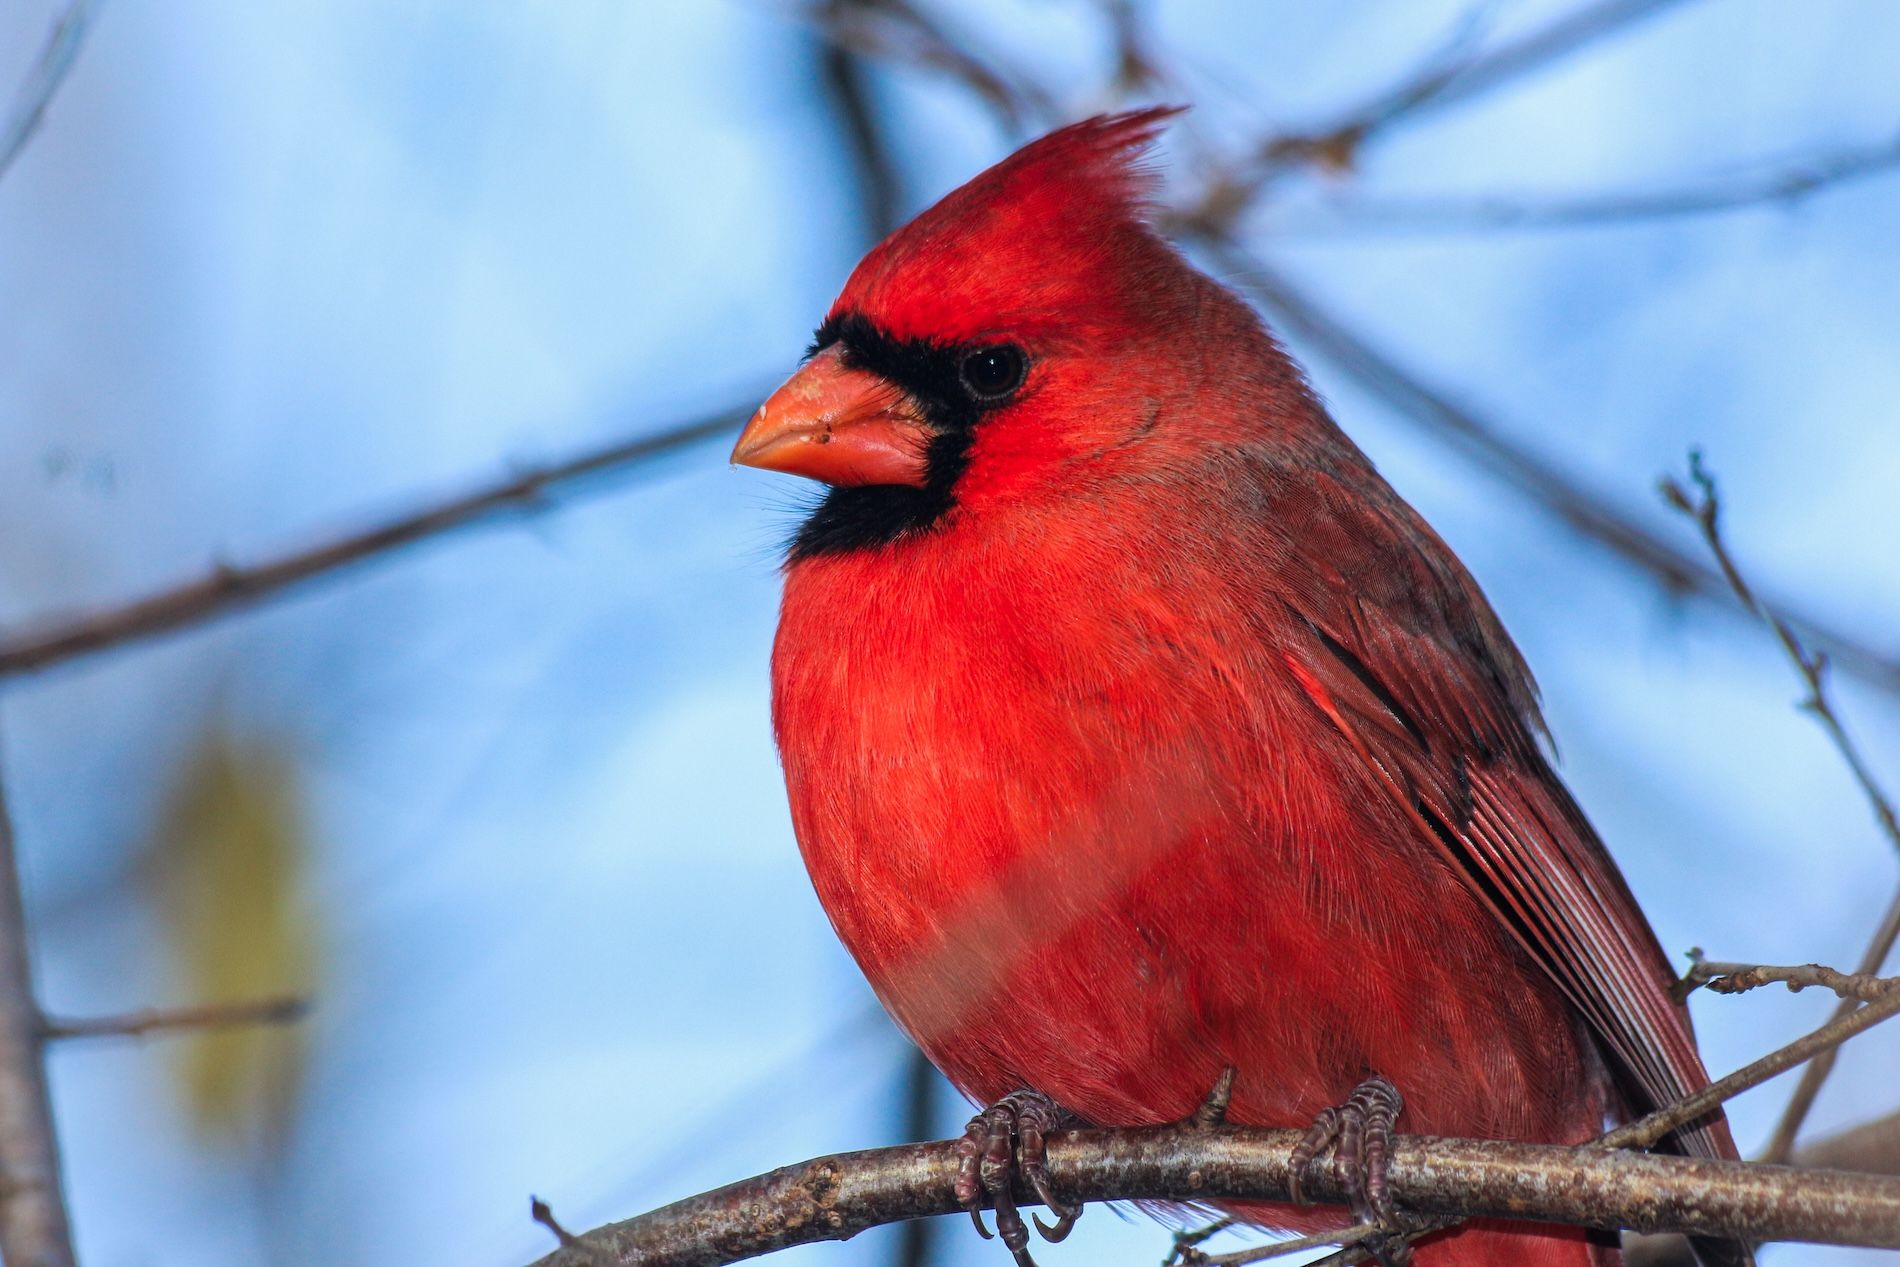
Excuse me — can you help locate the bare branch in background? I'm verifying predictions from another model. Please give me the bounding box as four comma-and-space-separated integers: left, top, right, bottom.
0, 0, 97, 184
1797, 1107, 1900, 1175
0, 739, 76, 1267
1095, 0, 1167, 96
40, 994, 309, 1042
1270, 128, 1900, 234
525, 1126, 1900, 1267
1164, 1214, 1237, 1266
0, 404, 750, 679
1661, 454, 1900, 854
1661, 455, 1900, 1163
804, 0, 1053, 133
1176, 1219, 1382, 1267
817, 0, 906, 242
1197, 250, 1900, 694
1209, 0, 1706, 209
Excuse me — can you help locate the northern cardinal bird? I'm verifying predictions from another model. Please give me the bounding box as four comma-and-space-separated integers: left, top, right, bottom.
733, 111, 1745, 1267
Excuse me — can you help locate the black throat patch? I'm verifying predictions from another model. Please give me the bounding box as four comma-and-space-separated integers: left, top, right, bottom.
787, 312, 1000, 560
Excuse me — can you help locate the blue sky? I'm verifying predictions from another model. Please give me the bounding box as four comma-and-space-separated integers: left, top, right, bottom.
1, 2, 1896, 1265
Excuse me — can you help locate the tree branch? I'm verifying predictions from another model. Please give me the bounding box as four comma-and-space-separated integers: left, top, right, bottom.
1681, 958, 1900, 1004
0, 734, 75, 1267
1597, 974, 1900, 1150
0, 403, 750, 679
803, 0, 1052, 133
525, 1128, 1900, 1267
1661, 453, 1900, 854
1195, 249, 1900, 696
0, 0, 97, 184
531, 966, 1900, 1267
1796, 1107, 1900, 1176
816, 0, 906, 243
1219, 0, 1705, 203
1270, 128, 1900, 234
1310, 964, 1900, 1266
40, 994, 308, 1041
1662, 455, 1900, 1162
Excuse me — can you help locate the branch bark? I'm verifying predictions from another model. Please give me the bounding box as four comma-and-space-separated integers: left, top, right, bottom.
526, 1128, 1900, 1267
0, 738, 75, 1267
531, 968, 1900, 1267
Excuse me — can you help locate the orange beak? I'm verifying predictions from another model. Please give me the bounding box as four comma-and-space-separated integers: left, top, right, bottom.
730, 345, 931, 487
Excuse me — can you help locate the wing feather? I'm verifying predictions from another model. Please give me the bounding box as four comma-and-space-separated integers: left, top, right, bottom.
1264, 461, 1738, 1166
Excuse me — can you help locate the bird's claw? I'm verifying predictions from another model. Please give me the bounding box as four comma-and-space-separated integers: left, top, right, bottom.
1288, 1075, 1412, 1266
955, 1090, 1081, 1267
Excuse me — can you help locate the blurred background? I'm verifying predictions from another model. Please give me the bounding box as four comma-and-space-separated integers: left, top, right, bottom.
0, 1, 1896, 1264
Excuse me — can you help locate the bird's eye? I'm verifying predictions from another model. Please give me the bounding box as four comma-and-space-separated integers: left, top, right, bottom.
958, 345, 1027, 402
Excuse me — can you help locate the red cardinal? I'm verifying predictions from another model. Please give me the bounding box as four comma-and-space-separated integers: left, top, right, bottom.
733, 110, 1745, 1267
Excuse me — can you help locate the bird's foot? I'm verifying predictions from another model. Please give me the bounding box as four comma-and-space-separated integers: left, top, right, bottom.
955, 1089, 1082, 1267
1288, 1075, 1412, 1267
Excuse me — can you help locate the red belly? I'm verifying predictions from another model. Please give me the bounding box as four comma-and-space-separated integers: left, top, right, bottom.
773, 548, 1614, 1265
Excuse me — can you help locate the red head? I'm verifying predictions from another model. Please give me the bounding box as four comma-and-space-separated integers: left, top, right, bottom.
731, 108, 1282, 558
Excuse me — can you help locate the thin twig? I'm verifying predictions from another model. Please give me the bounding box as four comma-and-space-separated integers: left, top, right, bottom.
1662, 455, 1900, 1162
0, 734, 76, 1267
1271, 128, 1900, 234
40, 994, 309, 1041
1187, 1220, 1382, 1267
0, 402, 751, 679
1661, 453, 1900, 852
0, 0, 98, 183
1680, 959, 1900, 1004
533, 1197, 585, 1248
1755, 889, 1900, 1164
1096, 0, 1166, 96
1163, 1214, 1236, 1266
1598, 973, 1900, 1150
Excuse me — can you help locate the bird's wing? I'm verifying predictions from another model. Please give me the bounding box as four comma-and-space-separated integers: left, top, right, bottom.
1262, 461, 1739, 1168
